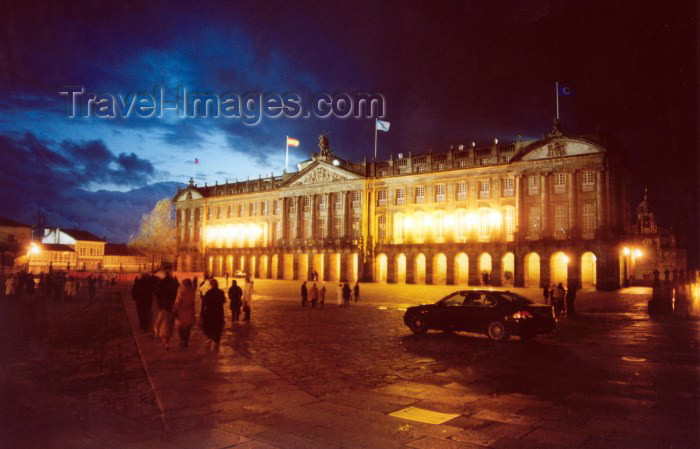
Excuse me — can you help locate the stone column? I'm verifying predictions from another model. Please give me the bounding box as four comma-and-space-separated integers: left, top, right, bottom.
540, 173, 549, 238
468, 252, 481, 285
425, 254, 434, 285
567, 251, 581, 289
446, 254, 455, 285
406, 253, 416, 284
539, 251, 551, 288
513, 251, 525, 287
322, 253, 331, 281
339, 253, 348, 282
266, 254, 273, 279
568, 171, 578, 234
491, 253, 502, 286
276, 252, 284, 280
292, 253, 299, 280
596, 170, 605, 230
387, 253, 397, 284
515, 175, 524, 239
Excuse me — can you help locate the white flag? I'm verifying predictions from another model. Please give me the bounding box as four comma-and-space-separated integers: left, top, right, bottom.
376, 119, 390, 132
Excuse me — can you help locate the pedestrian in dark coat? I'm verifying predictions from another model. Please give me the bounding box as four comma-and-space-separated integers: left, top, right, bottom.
153, 272, 179, 350
543, 284, 550, 305
319, 284, 326, 308
310, 283, 318, 308
131, 274, 154, 332
353, 282, 360, 302
228, 280, 243, 322
301, 281, 308, 307
342, 283, 351, 307
201, 278, 225, 349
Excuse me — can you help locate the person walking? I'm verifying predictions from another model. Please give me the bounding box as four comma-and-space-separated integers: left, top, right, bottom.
153, 272, 178, 350
5, 275, 15, 299
242, 276, 253, 321
228, 279, 243, 322
319, 284, 326, 308
554, 282, 566, 317
542, 284, 550, 305
173, 279, 196, 347
88, 275, 96, 301
201, 278, 225, 349
64, 277, 75, 301
300, 281, 308, 307
566, 279, 577, 317
336, 283, 343, 306
353, 282, 360, 302
131, 274, 154, 332
342, 282, 351, 307
310, 283, 318, 308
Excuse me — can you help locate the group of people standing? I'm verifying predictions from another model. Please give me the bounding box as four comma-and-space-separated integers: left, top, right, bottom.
300, 281, 359, 308
543, 281, 577, 317
2, 271, 108, 303
131, 272, 254, 351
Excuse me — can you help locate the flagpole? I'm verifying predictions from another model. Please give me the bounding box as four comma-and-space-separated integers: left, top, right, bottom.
555, 81, 560, 120
285, 136, 289, 172
193, 159, 196, 180
374, 119, 378, 160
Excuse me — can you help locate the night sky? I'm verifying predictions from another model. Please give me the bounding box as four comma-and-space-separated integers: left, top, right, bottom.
0, 0, 696, 260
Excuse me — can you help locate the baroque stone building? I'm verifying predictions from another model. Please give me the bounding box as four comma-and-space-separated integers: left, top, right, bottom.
174, 123, 634, 290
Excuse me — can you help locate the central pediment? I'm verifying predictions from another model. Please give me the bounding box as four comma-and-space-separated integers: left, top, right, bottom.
286, 162, 363, 187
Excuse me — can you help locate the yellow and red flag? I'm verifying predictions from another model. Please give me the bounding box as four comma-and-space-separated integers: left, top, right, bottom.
286, 137, 300, 147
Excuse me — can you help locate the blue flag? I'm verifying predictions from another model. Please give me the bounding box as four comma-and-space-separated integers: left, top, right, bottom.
558, 85, 573, 96
376, 119, 390, 132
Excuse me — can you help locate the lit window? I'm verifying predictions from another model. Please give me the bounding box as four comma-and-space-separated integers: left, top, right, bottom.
377, 216, 386, 242
396, 188, 405, 205
456, 211, 467, 239
478, 180, 490, 199
437, 163, 445, 171
528, 175, 539, 195
503, 178, 514, 197
554, 204, 568, 234
377, 189, 387, 206
352, 191, 361, 207
238, 204, 245, 217
415, 213, 425, 240
227, 206, 232, 218
435, 184, 446, 202
289, 200, 296, 214
261, 201, 268, 216
334, 192, 343, 208
436, 211, 445, 238
554, 173, 567, 194
459, 160, 467, 168
319, 195, 327, 211
333, 217, 343, 237
249, 202, 256, 215
318, 218, 326, 238
582, 171, 595, 192
352, 217, 360, 238
416, 165, 426, 173
303, 196, 310, 212
582, 203, 596, 235
528, 207, 541, 234
456, 182, 467, 201
478, 209, 490, 240
216, 207, 221, 219
504, 207, 515, 240
273, 200, 280, 215
415, 186, 425, 203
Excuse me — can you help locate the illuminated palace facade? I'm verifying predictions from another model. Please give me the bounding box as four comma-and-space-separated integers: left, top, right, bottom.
174, 125, 631, 290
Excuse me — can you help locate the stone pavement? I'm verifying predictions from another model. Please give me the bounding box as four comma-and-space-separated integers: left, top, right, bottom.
1, 282, 698, 448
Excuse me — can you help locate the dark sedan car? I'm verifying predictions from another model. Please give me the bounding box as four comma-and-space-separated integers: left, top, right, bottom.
403, 290, 556, 341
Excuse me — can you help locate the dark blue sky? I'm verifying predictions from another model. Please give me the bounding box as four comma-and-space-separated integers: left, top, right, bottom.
0, 0, 696, 250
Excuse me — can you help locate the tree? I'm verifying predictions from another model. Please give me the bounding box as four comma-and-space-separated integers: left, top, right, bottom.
129, 198, 176, 271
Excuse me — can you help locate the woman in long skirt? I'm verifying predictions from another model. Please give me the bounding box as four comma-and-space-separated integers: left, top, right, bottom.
336, 283, 343, 306
201, 278, 225, 350
173, 279, 196, 347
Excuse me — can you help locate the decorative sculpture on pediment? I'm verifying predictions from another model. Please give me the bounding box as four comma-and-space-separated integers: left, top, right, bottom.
547, 141, 567, 157
292, 167, 346, 186
318, 132, 333, 161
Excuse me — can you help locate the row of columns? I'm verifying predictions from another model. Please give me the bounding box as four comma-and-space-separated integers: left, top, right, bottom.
282, 192, 359, 240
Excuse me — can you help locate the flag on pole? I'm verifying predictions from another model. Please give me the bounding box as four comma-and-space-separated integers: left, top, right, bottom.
376, 119, 390, 132
286, 137, 300, 147
194, 158, 199, 164
558, 85, 573, 96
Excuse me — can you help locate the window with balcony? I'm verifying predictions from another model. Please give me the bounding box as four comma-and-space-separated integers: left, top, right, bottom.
456, 181, 467, 200
502, 178, 514, 197
377, 189, 387, 206
478, 209, 490, 240
478, 180, 490, 199
554, 172, 567, 194
435, 184, 446, 202
582, 202, 596, 235
528, 175, 539, 195
396, 188, 405, 205
582, 170, 595, 192
377, 216, 386, 242
415, 186, 425, 203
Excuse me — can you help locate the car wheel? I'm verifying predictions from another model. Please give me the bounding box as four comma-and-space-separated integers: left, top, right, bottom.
487, 321, 509, 341
408, 315, 428, 334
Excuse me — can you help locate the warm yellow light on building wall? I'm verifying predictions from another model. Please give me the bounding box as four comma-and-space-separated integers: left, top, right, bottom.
465, 212, 477, 227
489, 210, 502, 227
634, 249, 642, 258
444, 214, 455, 228
623, 246, 630, 255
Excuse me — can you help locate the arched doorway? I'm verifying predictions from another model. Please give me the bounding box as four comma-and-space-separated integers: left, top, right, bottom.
581, 252, 597, 288
524, 252, 540, 287
283, 254, 295, 280
433, 253, 447, 285
395, 253, 407, 283
415, 253, 426, 284
501, 252, 514, 286
375, 254, 388, 282
479, 252, 492, 285
271, 254, 279, 279
259, 255, 268, 279
454, 253, 469, 285
550, 251, 569, 285
329, 253, 341, 281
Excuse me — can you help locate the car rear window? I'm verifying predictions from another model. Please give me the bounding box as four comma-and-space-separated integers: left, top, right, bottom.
498, 292, 533, 305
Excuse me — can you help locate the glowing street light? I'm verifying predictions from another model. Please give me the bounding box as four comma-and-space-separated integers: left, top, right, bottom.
28, 243, 40, 255
634, 249, 642, 258
623, 247, 630, 255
